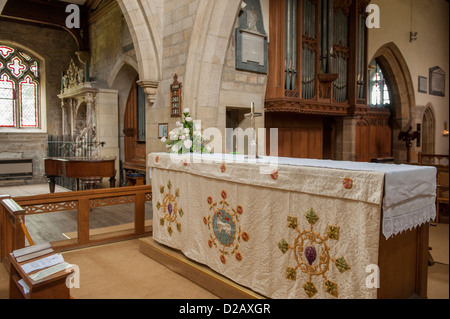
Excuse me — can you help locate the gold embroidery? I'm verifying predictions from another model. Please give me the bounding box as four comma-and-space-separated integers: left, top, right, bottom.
278, 208, 350, 298
156, 180, 184, 235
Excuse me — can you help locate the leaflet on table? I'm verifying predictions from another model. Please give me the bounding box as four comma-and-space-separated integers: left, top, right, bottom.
29, 262, 71, 282
13, 242, 53, 259
16, 248, 54, 263
21, 254, 65, 274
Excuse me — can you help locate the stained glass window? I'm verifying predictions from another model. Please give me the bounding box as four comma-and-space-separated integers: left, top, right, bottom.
0, 44, 40, 129
0, 74, 15, 127
20, 76, 38, 127
368, 60, 391, 108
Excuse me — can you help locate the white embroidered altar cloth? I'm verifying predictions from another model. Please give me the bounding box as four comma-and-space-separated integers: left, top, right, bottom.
148, 153, 436, 299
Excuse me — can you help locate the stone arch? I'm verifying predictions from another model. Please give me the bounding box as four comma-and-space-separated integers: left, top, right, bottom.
371, 42, 416, 161
371, 42, 415, 121
183, 0, 241, 128
116, 0, 162, 82
108, 58, 139, 166
107, 55, 139, 89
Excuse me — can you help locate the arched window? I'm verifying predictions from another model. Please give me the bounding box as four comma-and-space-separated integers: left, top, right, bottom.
368, 60, 391, 108
0, 44, 40, 129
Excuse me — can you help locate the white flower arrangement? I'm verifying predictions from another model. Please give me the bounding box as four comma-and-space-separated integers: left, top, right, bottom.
161, 109, 210, 154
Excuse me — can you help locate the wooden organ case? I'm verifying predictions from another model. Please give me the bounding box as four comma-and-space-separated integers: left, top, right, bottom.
265, 0, 392, 162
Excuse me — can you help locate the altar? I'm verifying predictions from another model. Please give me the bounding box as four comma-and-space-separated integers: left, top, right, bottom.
148, 152, 436, 299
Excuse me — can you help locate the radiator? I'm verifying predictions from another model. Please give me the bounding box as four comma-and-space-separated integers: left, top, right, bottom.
0, 158, 33, 180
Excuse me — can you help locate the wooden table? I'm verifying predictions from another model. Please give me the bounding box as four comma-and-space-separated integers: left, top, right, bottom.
9, 252, 73, 299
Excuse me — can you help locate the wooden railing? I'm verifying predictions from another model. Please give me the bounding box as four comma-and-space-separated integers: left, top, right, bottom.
418, 152, 449, 167
1, 185, 152, 268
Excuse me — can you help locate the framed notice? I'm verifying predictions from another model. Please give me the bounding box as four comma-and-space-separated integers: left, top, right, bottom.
158, 123, 168, 139
418, 76, 427, 93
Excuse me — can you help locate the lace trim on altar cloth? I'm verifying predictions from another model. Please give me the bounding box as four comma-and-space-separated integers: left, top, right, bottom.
382, 202, 436, 239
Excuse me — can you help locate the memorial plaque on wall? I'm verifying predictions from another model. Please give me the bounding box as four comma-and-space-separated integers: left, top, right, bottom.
235, 0, 268, 74
429, 66, 445, 97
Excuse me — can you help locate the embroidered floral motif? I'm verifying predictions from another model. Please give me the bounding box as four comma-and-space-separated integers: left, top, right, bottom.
287, 216, 298, 229
305, 208, 319, 225
156, 180, 184, 235
335, 257, 351, 273
343, 178, 353, 189
327, 225, 340, 240
278, 208, 351, 298
270, 170, 278, 180
220, 164, 226, 173
303, 281, 318, 298
325, 280, 338, 298
285, 267, 297, 281
204, 190, 249, 264
278, 239, 289, 254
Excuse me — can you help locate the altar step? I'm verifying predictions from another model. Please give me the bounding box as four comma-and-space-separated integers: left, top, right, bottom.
139, 237, 266, 299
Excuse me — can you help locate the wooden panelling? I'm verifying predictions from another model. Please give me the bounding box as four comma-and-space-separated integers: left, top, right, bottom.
123, 76, 146, 170
266, 113, 323, 159
266, 0, 286, 100
356, 117, 392, 162
378, 223, 429, 299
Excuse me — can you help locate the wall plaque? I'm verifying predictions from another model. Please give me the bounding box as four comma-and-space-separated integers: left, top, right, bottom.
235, 0, 268, 74
429, 66, 445, 97
418, 76, 427, 94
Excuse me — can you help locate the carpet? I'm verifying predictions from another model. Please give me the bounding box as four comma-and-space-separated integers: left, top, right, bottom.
429, 223, 449, 265
61, 239, 218, 299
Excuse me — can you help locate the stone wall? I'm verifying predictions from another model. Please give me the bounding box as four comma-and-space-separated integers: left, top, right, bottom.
0, 134, 48, 185
146, 0, 268, 155
147, 0, 198, 154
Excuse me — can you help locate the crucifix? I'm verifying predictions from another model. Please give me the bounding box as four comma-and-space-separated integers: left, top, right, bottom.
244, 102, 262, 159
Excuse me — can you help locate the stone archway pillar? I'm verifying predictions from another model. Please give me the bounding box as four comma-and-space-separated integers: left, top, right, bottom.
137, 80, 159, 106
